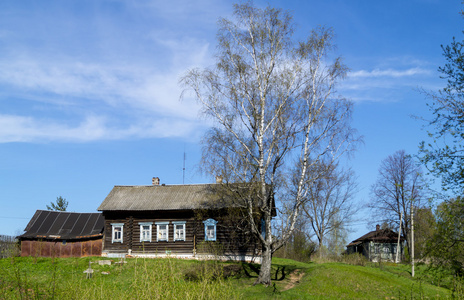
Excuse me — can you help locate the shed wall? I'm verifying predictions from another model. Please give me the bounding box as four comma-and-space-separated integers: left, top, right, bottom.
20, 239, 102, 257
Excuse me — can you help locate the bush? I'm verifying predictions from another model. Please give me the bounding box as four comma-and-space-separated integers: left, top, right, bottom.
184, 261, 243, 281
274, 235, 316, 263
341, 253, 368, 266
0, 235, 19, 258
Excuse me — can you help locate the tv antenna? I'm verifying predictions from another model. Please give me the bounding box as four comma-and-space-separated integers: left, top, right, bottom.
182, 148, 186, 184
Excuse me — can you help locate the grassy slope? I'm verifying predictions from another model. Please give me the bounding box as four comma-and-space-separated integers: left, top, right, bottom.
239, 258, 451, 299
0, 256, 239, 299
0, 256, 453, 299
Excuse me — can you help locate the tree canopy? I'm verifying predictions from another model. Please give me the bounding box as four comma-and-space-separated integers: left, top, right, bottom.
427, 197, 464, 275
300, 161, 358, 257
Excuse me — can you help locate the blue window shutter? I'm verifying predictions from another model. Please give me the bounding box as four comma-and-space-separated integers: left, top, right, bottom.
203, 218, 218, 241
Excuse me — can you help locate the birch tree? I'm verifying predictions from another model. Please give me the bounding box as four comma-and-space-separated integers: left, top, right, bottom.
181, 2, 358, 285
369, 150, 424, 253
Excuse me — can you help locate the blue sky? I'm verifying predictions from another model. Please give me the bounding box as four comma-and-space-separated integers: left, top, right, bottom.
0, 0, 462, 243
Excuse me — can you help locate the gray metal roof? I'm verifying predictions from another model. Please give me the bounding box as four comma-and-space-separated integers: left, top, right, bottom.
97, 184, 230, 211
18, 210, 104, 240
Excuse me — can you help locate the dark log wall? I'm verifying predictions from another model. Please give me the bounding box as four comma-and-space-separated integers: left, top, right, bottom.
102, 210, 261, 257
20, 239, 102, 257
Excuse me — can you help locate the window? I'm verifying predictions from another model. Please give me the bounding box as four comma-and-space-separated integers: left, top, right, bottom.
156, 222, 169, 242
203, 218, 218, 241
173, 221, 186, 241
139, 222, 153, 242
111, 223, 124, 243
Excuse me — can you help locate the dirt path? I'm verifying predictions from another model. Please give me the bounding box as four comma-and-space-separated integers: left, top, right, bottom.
282, 269, 305, 291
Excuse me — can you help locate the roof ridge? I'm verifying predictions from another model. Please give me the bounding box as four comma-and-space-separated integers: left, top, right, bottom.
113, 183, 214, 187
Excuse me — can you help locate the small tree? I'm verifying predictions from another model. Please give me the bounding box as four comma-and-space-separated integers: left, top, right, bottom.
414, 206, 435, 260
46, 196, 68, 211
325, 214, 349, 258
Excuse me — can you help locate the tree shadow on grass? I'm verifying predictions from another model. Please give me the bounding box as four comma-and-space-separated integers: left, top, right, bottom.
242, 263, 260, 278
241, 263, 289, 281
274, 266, 286, 281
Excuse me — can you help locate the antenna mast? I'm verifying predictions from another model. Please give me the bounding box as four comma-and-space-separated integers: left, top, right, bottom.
183, 148, 186, 184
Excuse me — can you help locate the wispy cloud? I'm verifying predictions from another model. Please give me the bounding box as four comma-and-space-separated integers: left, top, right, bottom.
0, 114, 204, 143
0, 1, 219, 143
340, 61, 440, 103
350, 67, 431, 78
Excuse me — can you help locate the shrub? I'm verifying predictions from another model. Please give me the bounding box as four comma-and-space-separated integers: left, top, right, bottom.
341, 253, 368, 266
184, 261, 243, 281
0, 235, 19, 258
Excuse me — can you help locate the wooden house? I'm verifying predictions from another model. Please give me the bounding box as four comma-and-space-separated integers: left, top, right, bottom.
97, 177, 263, 262
345, 225, 404, 262
18, 210, 104, 257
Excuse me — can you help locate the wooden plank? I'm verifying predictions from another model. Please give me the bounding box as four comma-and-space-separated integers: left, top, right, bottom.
61, 242, 72, 257
102, 209, 261, 257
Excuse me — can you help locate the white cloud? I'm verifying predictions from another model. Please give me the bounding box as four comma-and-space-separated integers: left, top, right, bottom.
0, 0, 222, 144
0, 54, 206, 116
0, 114, 204, 143
350, 67, 431, 78
339, 62, 440, 103
0, 35, 211, 142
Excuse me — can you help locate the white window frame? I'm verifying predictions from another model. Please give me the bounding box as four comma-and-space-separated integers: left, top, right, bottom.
155, 222, 169, 242
111, 223, 124, 243
173, 221, 186, 241
203, 218, 218, 241
139, 222, 153, 242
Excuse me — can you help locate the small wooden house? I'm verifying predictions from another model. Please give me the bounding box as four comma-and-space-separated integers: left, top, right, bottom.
346, 225, 404, 262
18, 210, 104, 257
97, 177, 263, 262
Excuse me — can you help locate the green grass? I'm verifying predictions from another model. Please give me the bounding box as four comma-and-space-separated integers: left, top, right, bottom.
237, 258, 452, 299
0, 256, 457, 299
0, 256, 239, 299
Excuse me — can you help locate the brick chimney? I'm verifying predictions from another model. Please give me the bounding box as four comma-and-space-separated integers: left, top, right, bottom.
152, 177, 160, 186
216, 176, 223, 184
376, 224, 380, 231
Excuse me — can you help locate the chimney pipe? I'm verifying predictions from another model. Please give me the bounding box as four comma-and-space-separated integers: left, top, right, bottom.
152, 177, 160, 186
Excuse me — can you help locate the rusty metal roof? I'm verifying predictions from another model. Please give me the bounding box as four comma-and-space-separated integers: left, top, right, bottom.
18, 210, 104, 241
97, 184, 230, 211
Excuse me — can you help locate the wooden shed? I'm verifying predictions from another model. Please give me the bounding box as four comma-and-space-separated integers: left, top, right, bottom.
97, 178, 263, 262
18, 210, 104, 257
346, 225, 404, 262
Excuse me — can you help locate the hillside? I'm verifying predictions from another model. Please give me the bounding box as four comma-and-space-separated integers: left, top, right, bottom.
242, 258, 452, 299
0, 256, 455, 299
